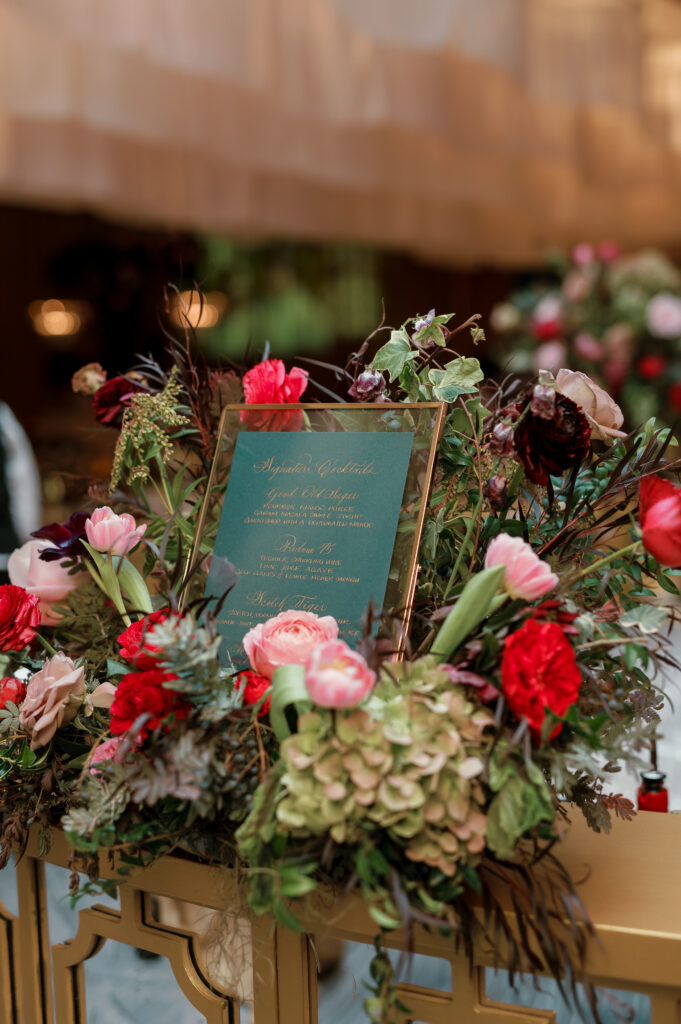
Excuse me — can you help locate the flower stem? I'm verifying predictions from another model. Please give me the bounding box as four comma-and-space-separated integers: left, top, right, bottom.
567, 540, 642, 586
443, 495, 483, 600
34, 633, 58, 657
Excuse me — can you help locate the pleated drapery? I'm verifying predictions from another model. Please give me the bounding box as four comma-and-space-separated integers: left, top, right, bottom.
2, 0, 681, 265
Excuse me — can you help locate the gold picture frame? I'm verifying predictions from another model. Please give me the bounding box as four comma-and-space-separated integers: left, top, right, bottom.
185, 402, 446, 663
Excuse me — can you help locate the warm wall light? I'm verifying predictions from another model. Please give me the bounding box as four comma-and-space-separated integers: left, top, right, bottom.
168, 290, 227, 329
28, 299, 90, 341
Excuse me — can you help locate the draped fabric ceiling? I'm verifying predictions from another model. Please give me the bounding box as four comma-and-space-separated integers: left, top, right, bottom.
2, 0, 681, 266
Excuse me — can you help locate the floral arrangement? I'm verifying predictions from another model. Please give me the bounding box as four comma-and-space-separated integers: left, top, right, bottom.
0, 311, 680, 1023
491, 243, 681, 427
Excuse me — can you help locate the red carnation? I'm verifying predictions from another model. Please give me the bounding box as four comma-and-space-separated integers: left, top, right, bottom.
0, 585, 40, 651
638, 355, 666, 380
241, 359, 309, 432
118, 610, 170, 669
92, 376, 147, 426
501, 619, 581, 740
669, 383, 681, 412
0, 677, 27, 710
109, 669, 190, 741
236, 671, 271, 716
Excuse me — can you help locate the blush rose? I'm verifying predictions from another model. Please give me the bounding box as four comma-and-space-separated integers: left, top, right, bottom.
19, 653, 86, 750
554, 369, 626, 443
8, 539, 85, 626
243, 610, 339, 680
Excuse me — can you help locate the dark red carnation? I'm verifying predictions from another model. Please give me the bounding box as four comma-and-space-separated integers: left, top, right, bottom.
236, 670, 271, 716
118, 610, 170, 669
669, 383, 681, 412
501, 619, 581, 739
513, 392, 591, 486
240, 359, 308, 432
32, 511, 89, 563
638, 355, 666, 380
0, 677, 26, 710
109, 669, 190, 741
0, 586, 40, 651
92, 376, 148, 426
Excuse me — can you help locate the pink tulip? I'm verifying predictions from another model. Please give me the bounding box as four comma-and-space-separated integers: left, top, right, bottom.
639, 476, 681, 567
8, 539, 85, 626
85, 507, 147, 556
243, 609, 338, 680
304, 640, 376, 708
484, 534, 558, 601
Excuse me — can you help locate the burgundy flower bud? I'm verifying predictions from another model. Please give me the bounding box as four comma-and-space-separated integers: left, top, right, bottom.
484, 475, 508, 510
348, 370, 388, 401
488, 421, 515, 457
513, 393, 591, 485
92, 376, 148, 427
530, 384, 557, 420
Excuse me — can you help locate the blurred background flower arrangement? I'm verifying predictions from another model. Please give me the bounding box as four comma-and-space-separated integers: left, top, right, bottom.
491, 244, 681, 429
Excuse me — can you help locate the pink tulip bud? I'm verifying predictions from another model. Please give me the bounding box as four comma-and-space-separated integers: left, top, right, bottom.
304, 640, 376, 708
85, 507, 147, 556
484, 533, 558, 602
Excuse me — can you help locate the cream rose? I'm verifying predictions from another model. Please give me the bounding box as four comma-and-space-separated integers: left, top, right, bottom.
19, 653, 86, 750
554, 369, 626, 443
8, 539, 85, 626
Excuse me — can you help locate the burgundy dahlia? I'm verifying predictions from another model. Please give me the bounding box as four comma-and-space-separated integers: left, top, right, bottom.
513, 392, 591, 486
92, 376, 147, 426
32, 511, 89, 563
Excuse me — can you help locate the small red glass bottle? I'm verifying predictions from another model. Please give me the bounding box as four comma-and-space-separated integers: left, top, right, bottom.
637, 769, 669, 813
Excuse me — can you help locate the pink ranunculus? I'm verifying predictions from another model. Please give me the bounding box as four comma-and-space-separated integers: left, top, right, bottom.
19, 653, 86, 750
8, 540, 85, 626
85, 507, 147, 556
645, 293, 681, 340
304, 640, 376, 708
573, 333, 604, 362
241, 359, 309, 431
533, 341, 567, 372
639, 475, 681, 567
484, 533, 558, 602
242, 610, 339, 680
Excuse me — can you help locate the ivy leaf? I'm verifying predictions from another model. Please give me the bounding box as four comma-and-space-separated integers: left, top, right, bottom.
370, 328, 418, 382
412, 311, 453, 347
620, 605, 670, 634
428, 357, 484, 402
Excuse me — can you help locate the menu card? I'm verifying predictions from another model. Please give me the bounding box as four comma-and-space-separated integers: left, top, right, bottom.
205, 429, 414, 666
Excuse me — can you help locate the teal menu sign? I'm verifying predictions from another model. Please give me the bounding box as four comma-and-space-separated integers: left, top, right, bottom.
205, 430, 414, 666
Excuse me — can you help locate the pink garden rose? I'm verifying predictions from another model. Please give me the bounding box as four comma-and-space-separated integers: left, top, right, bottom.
85, 507, 147, 556
243, 610, 338, 679
8, 539, 85, 626
573, 333, 604, 362
304, 640, 376, 708
485, 534, 558, 602
19, 653, 86, 750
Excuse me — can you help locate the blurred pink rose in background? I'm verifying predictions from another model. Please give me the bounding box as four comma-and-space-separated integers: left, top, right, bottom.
571, 243, 595, 266
85, 507, 147, 556
645, 293, 681, 339
484, 533, 558, 602
8, 539, 84, 625
533, 341, 567, 372
573, 333, 604, 361
243, 609, 339, 679
304, 640, 376, 708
